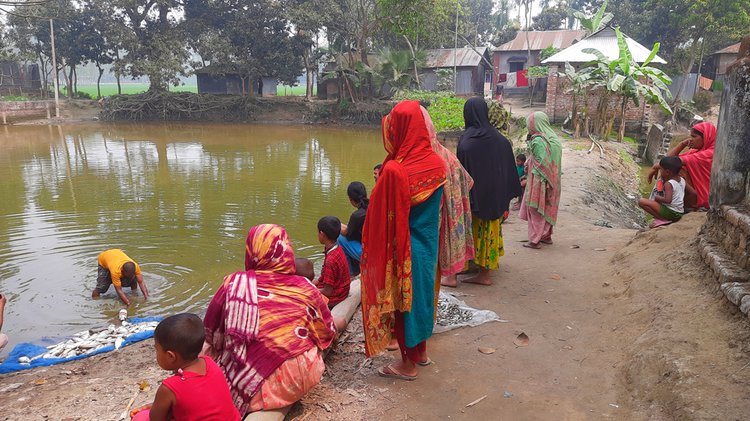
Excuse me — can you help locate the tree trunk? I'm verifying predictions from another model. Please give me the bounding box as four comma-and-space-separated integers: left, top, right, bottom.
115, 50, 122, 95
403, 35, 420, 89
572, 94, 579, 138
304, 47, 313, 101
38, 53, 48, 98
96, 65, 104, 99
73, 65, 77, 96
344, 76, 357, 103
525, 0, 533, 106
64, 64, 73, 99
618, 96, 627, 142
148, 73, 167, 92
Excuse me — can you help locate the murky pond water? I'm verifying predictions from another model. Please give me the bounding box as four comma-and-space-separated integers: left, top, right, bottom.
0, 122, 383, 354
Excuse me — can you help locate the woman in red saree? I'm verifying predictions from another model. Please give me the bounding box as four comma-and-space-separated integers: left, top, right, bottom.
203, 224, 336, 415
648, 121, 717, 210
361, 100, 446, 380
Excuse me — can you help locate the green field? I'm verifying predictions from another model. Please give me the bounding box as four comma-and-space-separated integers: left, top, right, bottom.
76, 83, 311, 97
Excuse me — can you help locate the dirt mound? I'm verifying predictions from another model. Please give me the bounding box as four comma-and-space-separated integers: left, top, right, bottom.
611, 214, 750, 419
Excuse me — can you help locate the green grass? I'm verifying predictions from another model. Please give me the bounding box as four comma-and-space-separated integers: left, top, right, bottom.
75, 83, 312, 97
571, 142, 589, 151
75, 83, 196, 97
622, 136, 640, 145
276, 85, 315, 96
1, 95, 31, 101
618, 148, 636, 167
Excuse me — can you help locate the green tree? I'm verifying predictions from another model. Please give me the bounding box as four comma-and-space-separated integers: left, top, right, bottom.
377, 0, 452, 88
186, 0, 303, 96
572, 0, 613, 34
531, 4, 568, 30
109, 0, 189, 92
284, 0, 342, 100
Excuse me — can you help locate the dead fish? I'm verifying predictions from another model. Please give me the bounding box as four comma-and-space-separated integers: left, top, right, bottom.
30, 321, 157, 359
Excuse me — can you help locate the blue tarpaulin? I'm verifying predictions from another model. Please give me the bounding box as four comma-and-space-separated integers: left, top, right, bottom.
0, 316, 163, 374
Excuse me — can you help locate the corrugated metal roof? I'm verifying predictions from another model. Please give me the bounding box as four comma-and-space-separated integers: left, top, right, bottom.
494, 30, 586, 52
541, 27, 666, 64
424, 47, 488, 69
712, 42, 740, 56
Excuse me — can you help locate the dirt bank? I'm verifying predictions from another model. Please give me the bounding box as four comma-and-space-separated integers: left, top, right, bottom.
2, 138, 748, 420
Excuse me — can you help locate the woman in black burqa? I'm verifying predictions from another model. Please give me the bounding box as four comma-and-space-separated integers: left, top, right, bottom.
456, 97, 521, 285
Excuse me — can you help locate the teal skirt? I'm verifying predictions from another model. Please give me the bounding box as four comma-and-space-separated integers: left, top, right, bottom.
404, 187, 443, 348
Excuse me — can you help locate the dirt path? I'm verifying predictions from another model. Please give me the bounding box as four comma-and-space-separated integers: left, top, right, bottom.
2, 140, 749, 420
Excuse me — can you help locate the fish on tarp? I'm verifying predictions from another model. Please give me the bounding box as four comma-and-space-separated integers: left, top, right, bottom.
16, 321, 158, 364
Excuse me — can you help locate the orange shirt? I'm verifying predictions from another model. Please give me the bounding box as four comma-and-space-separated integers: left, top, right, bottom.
98, 249, 141, 287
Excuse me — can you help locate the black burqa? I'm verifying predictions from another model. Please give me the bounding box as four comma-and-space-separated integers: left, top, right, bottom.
456, 97, 522, 221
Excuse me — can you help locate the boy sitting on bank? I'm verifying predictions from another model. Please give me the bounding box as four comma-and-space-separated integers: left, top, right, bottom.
638, 156, 692, 228
314, 216, 351, 308
130, 313, 240, 421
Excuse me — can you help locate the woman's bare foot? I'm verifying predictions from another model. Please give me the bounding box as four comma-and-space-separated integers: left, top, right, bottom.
462, 268, 492, 285
440, 274, 458, 287
523, 242, 541, 249
540, 238, 553, 245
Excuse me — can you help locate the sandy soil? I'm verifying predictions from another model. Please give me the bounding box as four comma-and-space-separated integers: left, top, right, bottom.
2, 138, 749, 420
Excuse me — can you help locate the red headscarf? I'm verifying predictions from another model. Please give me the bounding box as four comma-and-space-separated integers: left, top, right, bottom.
360, 100, 446, 356
680, 121, 717, 208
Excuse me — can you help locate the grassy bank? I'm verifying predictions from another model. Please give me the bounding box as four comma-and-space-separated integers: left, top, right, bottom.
75, 83, 310, 98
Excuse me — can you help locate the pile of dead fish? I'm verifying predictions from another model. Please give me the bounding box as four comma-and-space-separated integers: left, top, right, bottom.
17, 320, 158, 364
436, 296, 474, 326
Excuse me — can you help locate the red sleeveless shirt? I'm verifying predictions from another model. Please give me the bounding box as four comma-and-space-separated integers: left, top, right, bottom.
163, 356, 241, 420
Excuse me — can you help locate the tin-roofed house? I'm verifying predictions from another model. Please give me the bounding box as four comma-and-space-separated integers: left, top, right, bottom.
704, 42, 740, 83
492, 29, 586, 95
541, 26, 666, 131
195, 65, 277, 97
421, 47, 492, 96
0, 61, 41, 96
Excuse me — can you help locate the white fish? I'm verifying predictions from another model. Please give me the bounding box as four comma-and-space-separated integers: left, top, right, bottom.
17, 356, 31, 364
115, 337, 124, 350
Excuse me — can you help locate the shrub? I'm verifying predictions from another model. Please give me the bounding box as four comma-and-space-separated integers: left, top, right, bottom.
75, 91, 94, 100
428, 96, 465, 132
692, 90, 712, 112
392, 90, 454, 106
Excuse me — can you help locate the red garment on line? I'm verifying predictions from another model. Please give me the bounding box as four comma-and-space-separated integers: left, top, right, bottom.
517, 69, 529, 87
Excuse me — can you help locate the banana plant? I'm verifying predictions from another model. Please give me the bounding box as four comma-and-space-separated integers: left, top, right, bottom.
558, 62, 593, 137
579, 27, 672, 141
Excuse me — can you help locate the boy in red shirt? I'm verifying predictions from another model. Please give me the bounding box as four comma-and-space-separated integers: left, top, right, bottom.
314, 216, 351, 308
130, 313, 240, 421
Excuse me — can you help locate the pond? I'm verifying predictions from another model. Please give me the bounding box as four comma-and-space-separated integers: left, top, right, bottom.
0, 122, 383, 355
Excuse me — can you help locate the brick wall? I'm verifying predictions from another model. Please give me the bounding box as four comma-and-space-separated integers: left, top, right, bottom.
545, 64, 653, 133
